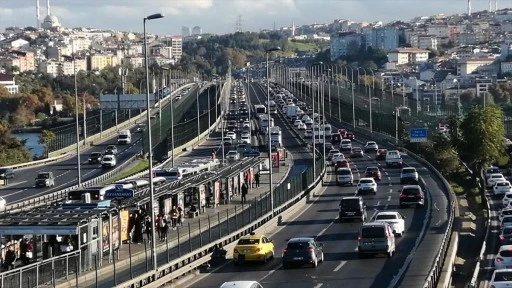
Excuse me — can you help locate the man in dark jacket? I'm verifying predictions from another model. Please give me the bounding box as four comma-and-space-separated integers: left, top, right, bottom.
241, 183, 248, 204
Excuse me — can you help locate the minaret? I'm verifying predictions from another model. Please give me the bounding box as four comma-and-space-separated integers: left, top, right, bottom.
496, 0, 499, 11
292, 22, 295, 37
489, 0, 492, 11
36, 0, 40, 28
468, 0, 472, 15
46, 0, 50, 16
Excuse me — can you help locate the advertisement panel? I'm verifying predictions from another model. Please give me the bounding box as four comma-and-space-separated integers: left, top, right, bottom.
120, 210, 130, 242
199, 184, 206, 207
102, 221, 109, 252
214, 181, 221, 206
278, 148, 286, 160
112, 216, 120, 249
272, 153, 280, 168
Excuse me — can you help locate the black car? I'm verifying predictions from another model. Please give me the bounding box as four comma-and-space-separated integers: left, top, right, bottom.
339, 196, 367, 222
88, 152, 102, 164
375, 149, 387, 161
399, 185, 425, 208
0, 168, 14, 179
282, 238, 324, 269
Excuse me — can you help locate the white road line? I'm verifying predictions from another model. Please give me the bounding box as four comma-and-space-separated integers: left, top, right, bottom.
387, 177, 391, 180
333, 261, 347, 272
313, 283, 324, 288
387, 196, 391, 201
318, 228, 327, 236
384, 204, 389, 210
385, 172, 389, 175
353, 246, 359, 251
376, 201, 381, 206
388, 189, 393, 193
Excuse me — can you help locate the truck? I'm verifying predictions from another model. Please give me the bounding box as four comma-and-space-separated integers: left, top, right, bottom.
117, 130, 132, 145
259, 114, 274, 132
286, 104, 298, 121
270, 126, 282, 146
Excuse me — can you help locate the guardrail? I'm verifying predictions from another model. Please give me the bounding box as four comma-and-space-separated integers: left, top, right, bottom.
467, 170, 492, 288
2, 82, 222, 212
285, 81, 458, 288
3, 83, 196, 171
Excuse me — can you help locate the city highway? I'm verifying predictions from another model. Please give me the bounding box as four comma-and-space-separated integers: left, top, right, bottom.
0, 85, 201, 206
185, 83, 449, 288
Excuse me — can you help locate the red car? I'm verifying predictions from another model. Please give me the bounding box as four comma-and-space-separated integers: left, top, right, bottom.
365, 166, 382, 180
335, 159, 350, 170
375, 149, 387, 161
338, 129, 347, 138
346, 132, 355, 140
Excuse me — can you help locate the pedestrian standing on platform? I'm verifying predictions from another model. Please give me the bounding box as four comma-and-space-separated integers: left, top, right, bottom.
177, 205, 184, 226
160, 216, 168, 241
156, 213, 164, 240
241, 182, 248, 204
170, 206, 179, 229
255, 172, 260, 187
145, 216, 152, 243
206, 185, 212, 207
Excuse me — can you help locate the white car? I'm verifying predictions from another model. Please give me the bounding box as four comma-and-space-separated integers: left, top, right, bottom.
241, 135, 251, 144
373, 211, 406, 237
331, 153, 345, 165
357, 178, 377, 195
226, 150, 239, 161
340, 139, 352, 151
501, 208, 512, 222
487, 166, 502, 179
293, 120, 302, 127
504, 192, 512, 207
305, 119, 314, 126
489, 173, 507, 188
304, 130, 313, 138
489, 269, 512, 288
297, 122, 306, 130
242, 121, 251, 128
495, 245, 512, 269
327, 149, 340, 160
502, 215, 512, 229
226, 131, 236, 140
364, 141, 379, 152
101, 155, 116, 168
495, 181, 512, 196
241, 131, 250, 138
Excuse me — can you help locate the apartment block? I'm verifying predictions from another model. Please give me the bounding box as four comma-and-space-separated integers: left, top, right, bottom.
0, 73, 19, 94
363, 26, 399, 50
330, 32, 363, 60
0, 50, 35, 72
457, 58, 495, 76
418, 35, 438, 50
87, 53, 119, 71
387, 48, 429, 65
38, 58, 87, 77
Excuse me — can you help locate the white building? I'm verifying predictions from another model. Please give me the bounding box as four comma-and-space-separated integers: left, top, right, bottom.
0, 73, 18, 94
0, 39, 30, 50
502, 62, 512, 74
387, 48, 429, 65
38, 59, 86, 77
457, 58, 495, 76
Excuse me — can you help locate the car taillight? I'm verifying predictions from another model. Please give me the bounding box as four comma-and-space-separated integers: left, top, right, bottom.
500, 235, 505, 241
357, 234, 361, 241
416, 193, 423, 198
254, 248, 261, 253
307, 247, 315, 253
400, 194, 407, 198
496, 257, 504, 262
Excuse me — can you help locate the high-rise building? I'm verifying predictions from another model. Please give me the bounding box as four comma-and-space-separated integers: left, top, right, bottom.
330, 32, 363, 61
181, 26, 190, 37
191, 26, 202, 35
363, 27, 399, 50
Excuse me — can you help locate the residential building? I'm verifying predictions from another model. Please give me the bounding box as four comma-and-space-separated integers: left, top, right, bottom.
363, 26, 399, 50
87, 53, 119, 71
0, 50, 35, 72
38, 58, 87, 77
121, 56, 144, 68
418, 35, 438, 50
457, 58, 495, 76
387, 48, 429, 65
191, 26, 202, 35
0, 39, 30, 50
0, 73, 18, 94
502, 62, 512, 74
330, 32, 363, 60
426, 25, 457, 39
169, 36, 183, 60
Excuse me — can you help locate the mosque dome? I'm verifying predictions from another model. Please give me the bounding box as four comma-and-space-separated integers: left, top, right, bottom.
41, 15, 61, 29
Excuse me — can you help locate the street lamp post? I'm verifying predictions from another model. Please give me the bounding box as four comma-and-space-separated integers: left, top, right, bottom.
349, 66, 356, 128
395, 107, 399, 144
72, 50, 81, 186
266, 47, 281, 215
367, 68, 375, 133
143, 12, 164, 274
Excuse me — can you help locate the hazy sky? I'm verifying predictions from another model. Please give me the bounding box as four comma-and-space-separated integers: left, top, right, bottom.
0, 0, 510, 35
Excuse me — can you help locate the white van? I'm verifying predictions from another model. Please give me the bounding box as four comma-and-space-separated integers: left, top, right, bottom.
117, 130, 132, 145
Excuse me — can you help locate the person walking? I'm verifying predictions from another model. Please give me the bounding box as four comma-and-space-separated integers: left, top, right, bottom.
3, 246, 16, 271
241, 182, 248, 204
255, 172, 260, 187
144, 216, 152, 243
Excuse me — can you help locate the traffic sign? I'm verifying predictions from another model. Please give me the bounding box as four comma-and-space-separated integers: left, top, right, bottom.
410, 128, 428, 142
104, 184, 134, 199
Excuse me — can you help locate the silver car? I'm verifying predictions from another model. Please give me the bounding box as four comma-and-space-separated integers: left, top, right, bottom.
357, 222, 396, 258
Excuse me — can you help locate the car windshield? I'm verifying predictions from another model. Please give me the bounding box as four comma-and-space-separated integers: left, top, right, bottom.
488, 168, 500, 174
119, 135, 128, 139
37, 173, 49, 179
107, 146, 115, 149
0, 169, 6, 173
504, 227, 512, 234
287, 242, 310, 250
238, 239, 259, 245
497, 182, 510, 187
492, 175, 504, 179
376, 214, 397, 220
361, 227, 385, 238
367, 142, 376, 145
403, 168, 416, 173
494, 271, 512, 281
360, 179, 373, 184
353, 148, 362, 152
340, 199, 360, 208
337, 169, 351, 175
402, 188, 420, 195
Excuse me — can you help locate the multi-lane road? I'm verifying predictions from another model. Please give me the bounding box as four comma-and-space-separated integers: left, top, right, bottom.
185, 82, 450, 288
0, 85, 200, 206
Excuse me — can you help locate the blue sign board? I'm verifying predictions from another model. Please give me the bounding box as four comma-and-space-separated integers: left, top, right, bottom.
104, 184, 134, 199
410, 128, 428, 142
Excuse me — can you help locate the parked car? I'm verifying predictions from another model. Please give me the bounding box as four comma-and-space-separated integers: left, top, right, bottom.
282, 238, 324, 269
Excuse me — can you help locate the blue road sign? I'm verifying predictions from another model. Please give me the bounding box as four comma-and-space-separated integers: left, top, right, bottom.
410, 128, 428, 142
104, 184, 134, 199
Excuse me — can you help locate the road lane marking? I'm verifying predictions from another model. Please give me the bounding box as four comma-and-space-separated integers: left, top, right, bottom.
388, 189, 393, 193
333, 261, 347, 272
318, 228, 327, 236
387, 196, 391, 201
376, 201, 381, 206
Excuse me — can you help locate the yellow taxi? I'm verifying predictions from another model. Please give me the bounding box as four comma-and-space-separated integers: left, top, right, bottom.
233, 232, 274, 264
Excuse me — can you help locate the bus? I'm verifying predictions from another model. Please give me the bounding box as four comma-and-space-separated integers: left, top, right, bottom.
67, 185, 117, 201
254, 104, 266, 118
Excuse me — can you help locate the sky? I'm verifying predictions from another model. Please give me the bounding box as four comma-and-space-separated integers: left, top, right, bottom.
0, 0, 511, 35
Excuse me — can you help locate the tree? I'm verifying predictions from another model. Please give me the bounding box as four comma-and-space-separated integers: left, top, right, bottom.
39, 129, 55, 156
446, 115, 461, 149
430, 134, 460, 175
125, 82, 140, 94
61, 95, 79, 116
459, 90, 475, 106
459, 105, 506, 173
0, 85, 9, 98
